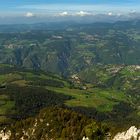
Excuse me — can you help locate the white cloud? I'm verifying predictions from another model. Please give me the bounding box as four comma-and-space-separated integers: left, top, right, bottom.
25, 12, 35, 17
76, 11, 91, 16
59, 11, 68, 16
58, 11, 92, 17
108, 12, 113, 16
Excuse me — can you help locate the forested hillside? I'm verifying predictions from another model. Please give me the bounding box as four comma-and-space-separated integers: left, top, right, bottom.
1, 107, 109, 140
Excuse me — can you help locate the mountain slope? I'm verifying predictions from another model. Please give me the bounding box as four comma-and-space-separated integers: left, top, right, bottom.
0, 64, 139, 127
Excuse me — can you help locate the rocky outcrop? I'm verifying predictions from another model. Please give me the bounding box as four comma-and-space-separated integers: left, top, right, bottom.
82, 136, 89, 140
113, 126, 140, 140
0, 130, 11, 140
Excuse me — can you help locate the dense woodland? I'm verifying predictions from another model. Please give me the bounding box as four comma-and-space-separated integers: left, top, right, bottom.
7, 107, 109, 140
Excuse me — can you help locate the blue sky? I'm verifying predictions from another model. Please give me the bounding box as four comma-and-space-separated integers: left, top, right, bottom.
0, 0, 140, 17
0, 0, 139, 5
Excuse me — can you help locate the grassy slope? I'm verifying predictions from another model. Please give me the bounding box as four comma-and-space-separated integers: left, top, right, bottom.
0, 64, 139, 126
47, 86, 127, 112
2, 66, 127, 113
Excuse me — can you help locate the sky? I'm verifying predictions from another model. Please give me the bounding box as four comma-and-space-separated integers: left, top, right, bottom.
0, 0, 140, 17
0, 0, 139, 24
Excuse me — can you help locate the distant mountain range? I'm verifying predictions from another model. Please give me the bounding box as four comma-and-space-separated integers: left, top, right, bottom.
0, 12, 140, 25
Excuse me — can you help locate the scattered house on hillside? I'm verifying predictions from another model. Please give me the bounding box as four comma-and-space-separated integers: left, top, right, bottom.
6, 44, 14, 49
71, 74, 88, 90
135, 65, 140, 70
107, 66, 123, 74
82, 86, 87, 90
71, 74, 78, 79
71, 74, 81, 84
127, 65, 140, 72
84, 34, 97, 41
52, 35, 63, 39
71, 74, 79, 80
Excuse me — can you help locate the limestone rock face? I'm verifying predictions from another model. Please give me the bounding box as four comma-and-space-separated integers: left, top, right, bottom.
0, 130, 11, 140
113, 126, 140, 140
82, 136, 89, 140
